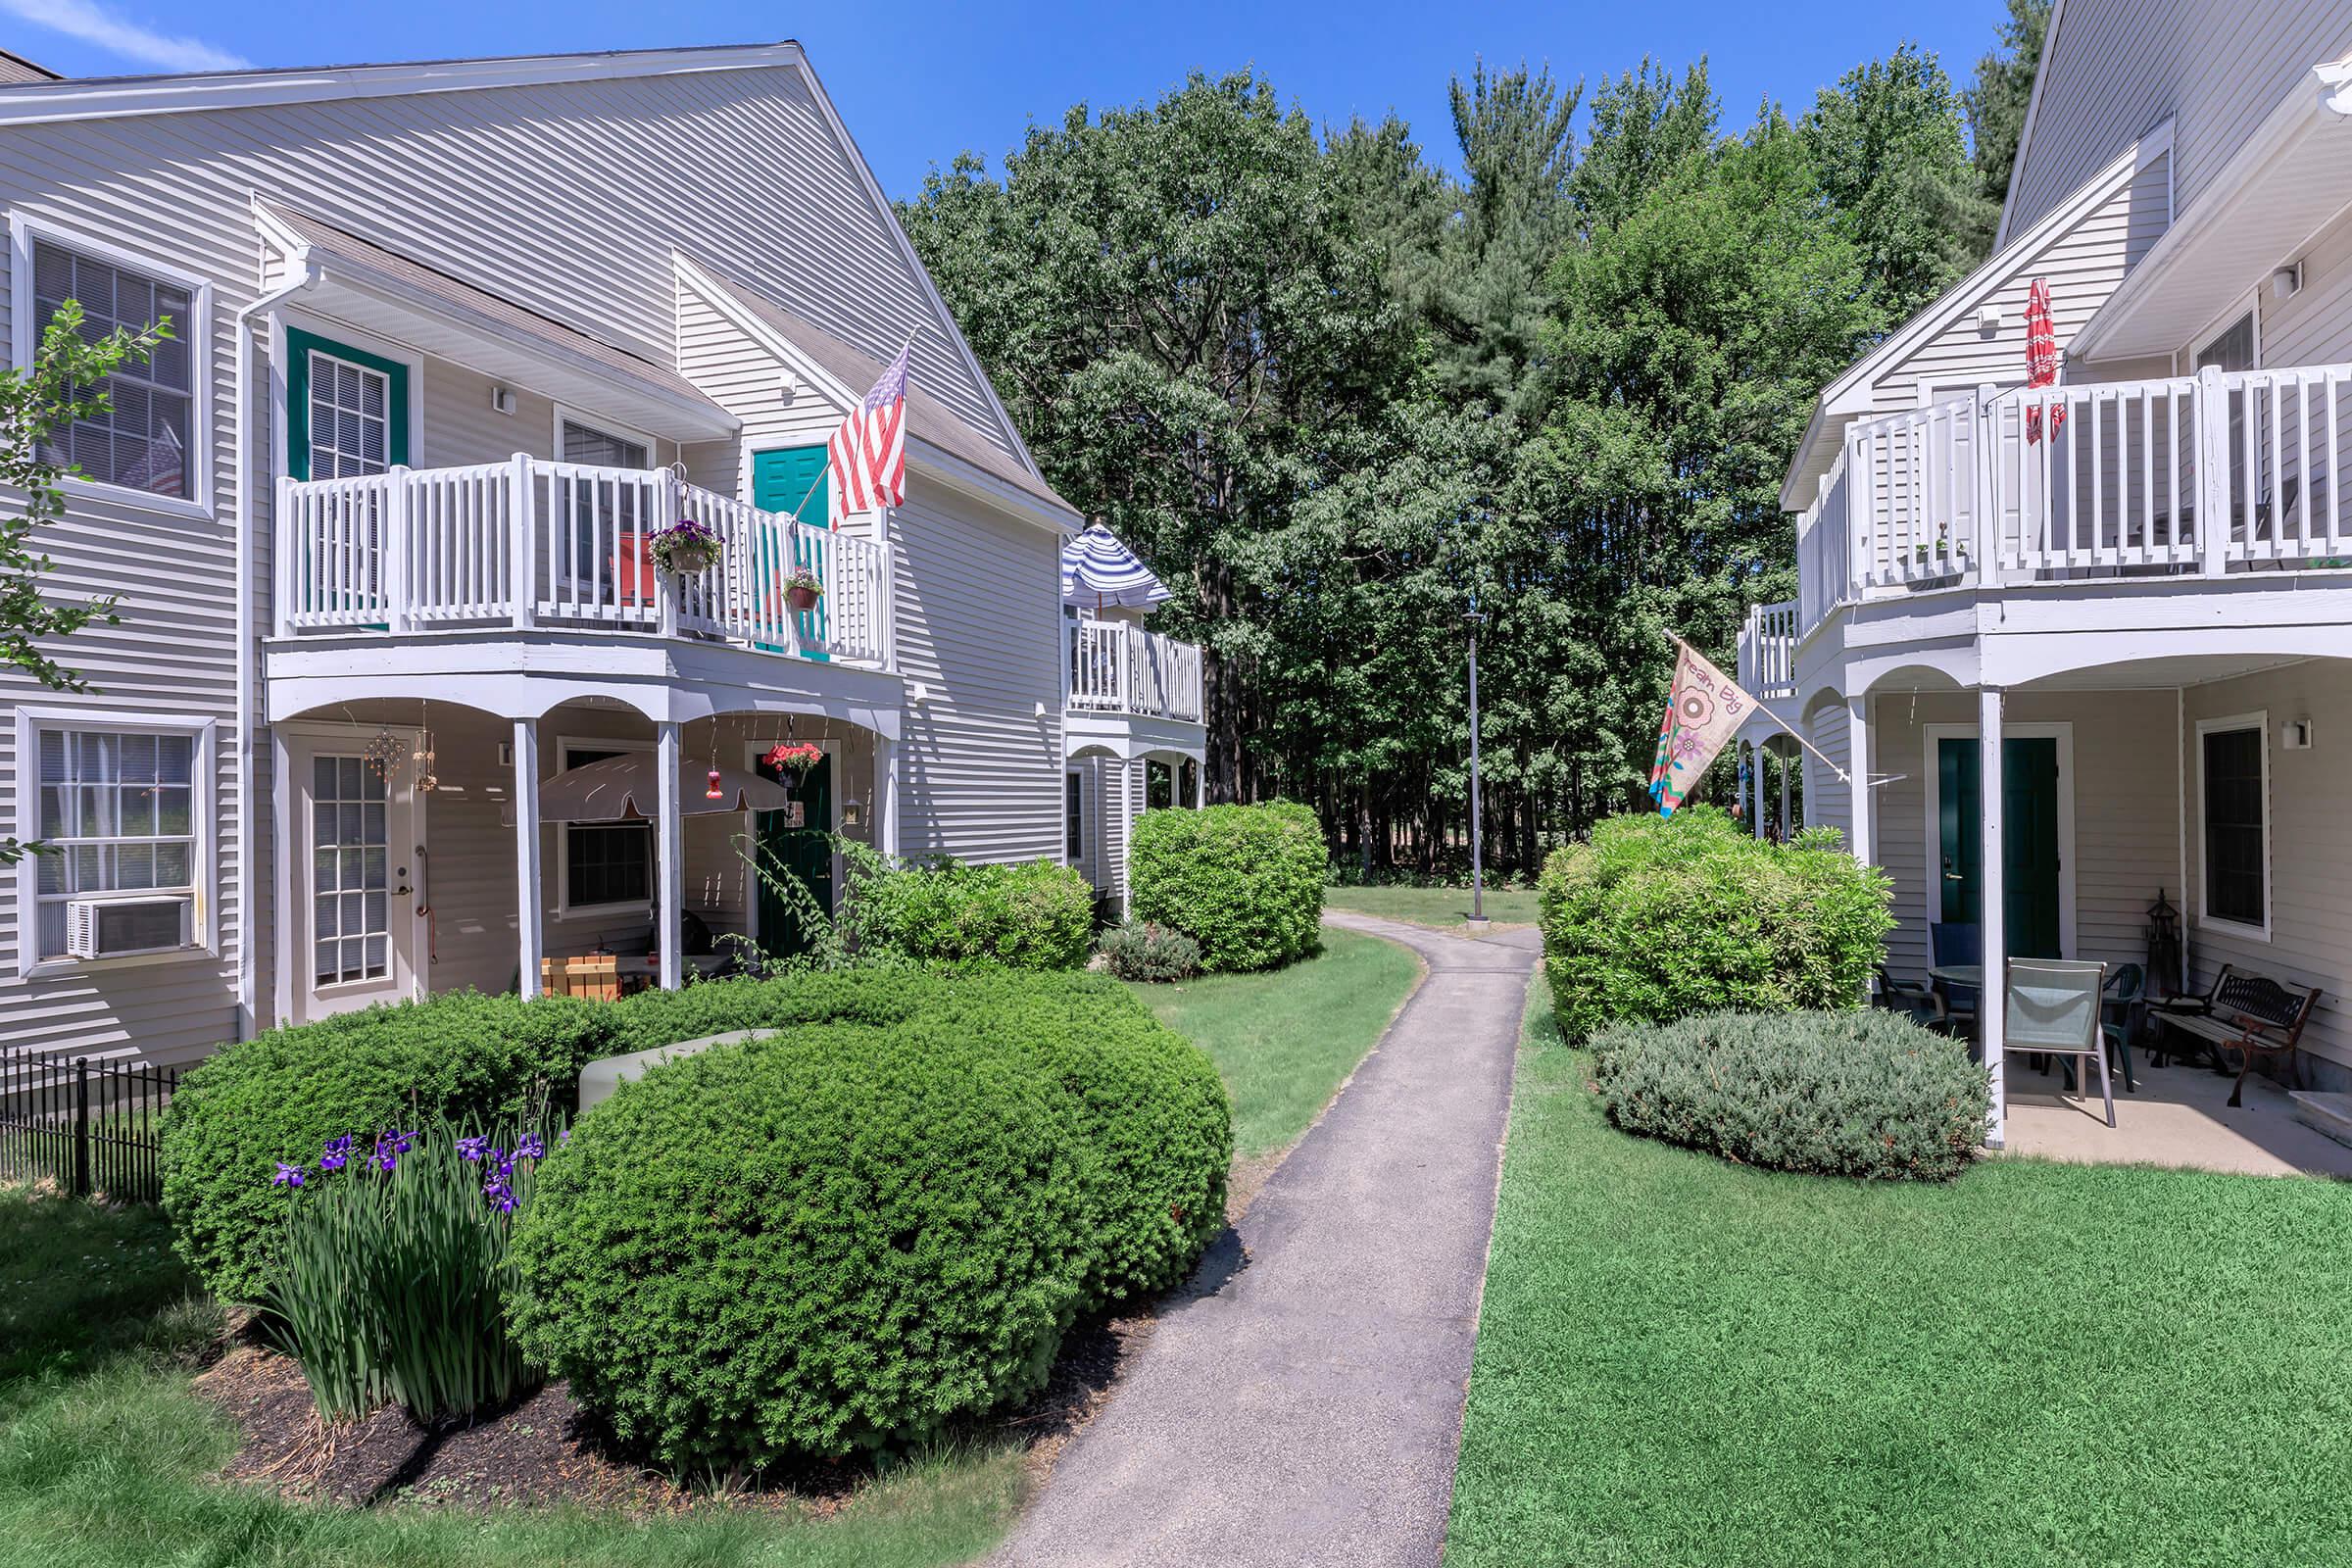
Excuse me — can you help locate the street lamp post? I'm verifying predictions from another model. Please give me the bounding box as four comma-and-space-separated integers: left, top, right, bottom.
1466, 597, 1486, 926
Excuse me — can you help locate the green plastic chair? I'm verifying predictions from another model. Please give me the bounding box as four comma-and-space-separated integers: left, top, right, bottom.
2006, 958, 2114, 1127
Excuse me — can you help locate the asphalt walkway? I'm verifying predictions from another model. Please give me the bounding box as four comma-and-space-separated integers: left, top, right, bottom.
992, 910, 1536, 1567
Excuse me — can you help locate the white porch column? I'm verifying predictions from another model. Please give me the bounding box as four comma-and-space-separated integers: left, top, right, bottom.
270, 724, 294, 1026
1980, 686, 2008, 1148
1845, 694, 1873, 869
1193, 753, 1206, 808
876, 735, 901, 858
512, 717, 542, 999
656, 720, 683, 993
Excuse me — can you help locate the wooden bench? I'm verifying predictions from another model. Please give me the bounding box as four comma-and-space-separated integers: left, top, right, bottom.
2147, 964, 2323, 1107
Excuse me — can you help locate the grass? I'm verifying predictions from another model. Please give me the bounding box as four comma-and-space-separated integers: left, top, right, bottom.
1322, 882, 1540, 929
0, 1189, 1027, 1567
1127, 927, 1423, 1158
1445, 975, 2352, 1568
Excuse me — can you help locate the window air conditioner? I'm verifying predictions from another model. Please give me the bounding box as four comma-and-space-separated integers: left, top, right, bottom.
65, 896, 193, 959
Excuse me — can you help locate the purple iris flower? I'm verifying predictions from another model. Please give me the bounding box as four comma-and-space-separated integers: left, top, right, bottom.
369, 1132, 401, 1173
484, 1177, 516, 1213
457, 1135, 489, 1162
271, 1161, 305, 1189
514, 1133, 545, 1161
559, 1128, 570, 1145
318, 1134, 353, 1172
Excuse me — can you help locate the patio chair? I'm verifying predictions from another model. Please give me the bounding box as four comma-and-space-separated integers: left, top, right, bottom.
1930, 921, 1982, 1036
2100, 962, 2143, 1093
1874, 965, 1941, 1031
2006, 958, 2115, 1127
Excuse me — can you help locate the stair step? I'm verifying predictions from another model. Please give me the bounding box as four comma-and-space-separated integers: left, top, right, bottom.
2288, 1091, 2352, 1151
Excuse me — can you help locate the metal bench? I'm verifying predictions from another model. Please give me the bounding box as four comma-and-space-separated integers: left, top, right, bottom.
2147, 964, 2323, 1108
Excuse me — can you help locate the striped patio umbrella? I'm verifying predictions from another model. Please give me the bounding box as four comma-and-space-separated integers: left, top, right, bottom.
2023, 277, 2065, 444
1059, 522, 1172, 611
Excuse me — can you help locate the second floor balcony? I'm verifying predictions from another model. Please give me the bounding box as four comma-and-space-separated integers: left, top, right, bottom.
1066, 617, 1203, 724
273, 457, 894, 669
1796, 363, 2352, 636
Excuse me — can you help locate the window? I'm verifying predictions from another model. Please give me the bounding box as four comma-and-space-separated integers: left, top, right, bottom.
306, 352, 391, 479
559, 418, 649, 471
29, 238, 195, 501
556, 418, 652, 581
561, 744, 651, 911
24, 718, 205, 965
2198, 716, 2268, 935
2195, 310, 2257, 373
1065, 771, 1083, 860
1146, 760, 1174, 810
312, 755, 389, 986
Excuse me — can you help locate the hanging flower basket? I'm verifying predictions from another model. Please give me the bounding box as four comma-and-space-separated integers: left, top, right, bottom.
650, 518, 720, 577
783, 567, 825, 612
762, 741, 824, 775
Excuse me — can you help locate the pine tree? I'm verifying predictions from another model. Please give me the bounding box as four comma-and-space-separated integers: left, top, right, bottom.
1964, 0, 2055, 222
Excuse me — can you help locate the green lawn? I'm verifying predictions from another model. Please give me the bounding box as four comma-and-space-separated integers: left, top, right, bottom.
1322, 883, 1540, 930
1128, 927, 1423, 1158
1446, 975, 2352, 1568
0, 1192, 1021, 1568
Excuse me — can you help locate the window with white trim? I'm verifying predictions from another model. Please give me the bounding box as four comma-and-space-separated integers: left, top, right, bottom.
306, 352, 391, 479
29, 722, 200, 961
560, 743, 651, 911
30, 239, 195, 500
2198, 716, 2268, 934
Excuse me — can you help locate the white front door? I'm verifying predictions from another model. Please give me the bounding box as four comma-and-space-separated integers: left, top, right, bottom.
291, 732, 422, 1021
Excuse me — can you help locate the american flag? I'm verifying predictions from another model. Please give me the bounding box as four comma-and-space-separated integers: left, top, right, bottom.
826, 345, 909, 529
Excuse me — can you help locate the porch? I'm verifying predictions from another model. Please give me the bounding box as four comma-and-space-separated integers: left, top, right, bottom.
267, 696, 896, 1027
2003, 1052, 2352, 1179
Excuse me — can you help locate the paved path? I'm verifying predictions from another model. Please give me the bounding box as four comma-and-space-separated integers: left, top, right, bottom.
993, 911, 1535, 1567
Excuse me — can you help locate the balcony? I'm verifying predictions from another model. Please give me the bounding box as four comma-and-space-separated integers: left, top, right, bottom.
1067, 618, 1203, 723
1797, 364, 2352, 635
1738, 599, 1798, 700
273, 457, 893, 668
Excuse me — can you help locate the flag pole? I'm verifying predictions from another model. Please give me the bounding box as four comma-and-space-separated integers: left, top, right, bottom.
778, 328, 921, 528
1657, 628, 1852, 785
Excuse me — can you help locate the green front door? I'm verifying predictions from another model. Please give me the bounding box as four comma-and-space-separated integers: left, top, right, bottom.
755, 750, 833, 959
1937, 736, 2061, 958
751, 447, 830, 661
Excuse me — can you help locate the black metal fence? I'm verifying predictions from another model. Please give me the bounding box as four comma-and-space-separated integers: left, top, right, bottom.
0, 1045, 178, 1202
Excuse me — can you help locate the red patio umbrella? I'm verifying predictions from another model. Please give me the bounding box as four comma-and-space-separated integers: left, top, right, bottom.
2023, 276, 2065, 444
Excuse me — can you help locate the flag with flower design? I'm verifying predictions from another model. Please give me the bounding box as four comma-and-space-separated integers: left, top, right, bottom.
1648, 638, 1755, 815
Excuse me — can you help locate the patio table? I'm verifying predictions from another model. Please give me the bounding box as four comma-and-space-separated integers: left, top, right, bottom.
1928, 964, 1983, 989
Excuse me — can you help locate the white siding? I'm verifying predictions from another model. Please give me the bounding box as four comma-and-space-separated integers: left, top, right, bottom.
2255, 200, 2352, 369
1802, 698, 1852, 850
2007, 1, 2352, 246
2180, 662, 2349, 1071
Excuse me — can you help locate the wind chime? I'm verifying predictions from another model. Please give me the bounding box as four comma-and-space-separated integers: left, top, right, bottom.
413, 702, 437, 793
360, 728, 406, 781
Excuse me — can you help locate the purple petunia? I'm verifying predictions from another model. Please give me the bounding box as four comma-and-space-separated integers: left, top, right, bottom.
271, 1161, 305, 1189
457, 1135, 490, 1162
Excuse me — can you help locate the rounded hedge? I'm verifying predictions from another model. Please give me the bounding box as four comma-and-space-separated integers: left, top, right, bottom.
1592, 1009, 1991, 1180
1129, 801, 1325, 971
847, 858, 1095, 969
508, 1023, 1089, 1469
1539, 808, 1894, 1040
160, 991, 627, 1303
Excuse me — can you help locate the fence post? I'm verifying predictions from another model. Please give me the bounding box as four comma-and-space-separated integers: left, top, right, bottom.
384, 465, 413, 633
656, 468, 680, 641
73, 1058, 89, 1199
1975, 384, 2000, 581
2197, 366, 2230, 576
510, 453, 537, 629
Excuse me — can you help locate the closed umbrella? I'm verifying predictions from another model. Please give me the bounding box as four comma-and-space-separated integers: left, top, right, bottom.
2023, 277, 2065, 445
536, 754, 793, 822
1060, 522, 1171, 611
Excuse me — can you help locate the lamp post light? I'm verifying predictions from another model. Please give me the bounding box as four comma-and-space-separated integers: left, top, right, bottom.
1466, 596, 1487, 928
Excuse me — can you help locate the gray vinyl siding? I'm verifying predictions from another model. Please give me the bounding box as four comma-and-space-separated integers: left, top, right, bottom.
0, 58, 1048, 1061
2007, 0, 2352, 244
1801, 697, 1852, 852
2254, 201, 2352, 369
2180, 663, 2348, 1071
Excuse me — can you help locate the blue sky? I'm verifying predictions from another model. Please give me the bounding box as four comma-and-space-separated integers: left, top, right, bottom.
4, 0, 2010, 196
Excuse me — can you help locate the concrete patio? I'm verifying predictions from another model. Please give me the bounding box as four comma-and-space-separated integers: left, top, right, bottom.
2001, 1054, 2352, 1179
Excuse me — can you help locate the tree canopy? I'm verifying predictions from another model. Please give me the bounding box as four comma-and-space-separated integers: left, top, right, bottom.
904, 18, 2034, 874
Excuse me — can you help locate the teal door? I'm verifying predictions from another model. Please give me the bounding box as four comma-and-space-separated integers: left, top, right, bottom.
1937, 736, 2061, 958
751, 447, 830, 660
755, 751, 833, 959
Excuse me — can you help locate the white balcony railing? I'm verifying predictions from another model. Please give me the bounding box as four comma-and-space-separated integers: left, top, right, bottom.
1738, 599, 1798, 700
1799, 363, 2352, 635
1067, 618, 1203, 722
274, 456, 894, 667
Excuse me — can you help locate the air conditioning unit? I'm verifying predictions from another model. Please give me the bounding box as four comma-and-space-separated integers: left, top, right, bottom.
65, 896, 193, 959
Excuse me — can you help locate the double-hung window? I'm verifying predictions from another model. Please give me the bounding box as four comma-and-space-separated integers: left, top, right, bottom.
2197, 714, 2269, 936
560, 743, 652, 912
22, 715, 209, 965
26, 235, 198, 503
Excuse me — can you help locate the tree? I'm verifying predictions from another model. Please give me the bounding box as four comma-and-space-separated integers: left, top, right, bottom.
1804, 42, 1994, 315
899, 73, 1418, 803
1, 301, 166, 863
1964, 0, 2054, 220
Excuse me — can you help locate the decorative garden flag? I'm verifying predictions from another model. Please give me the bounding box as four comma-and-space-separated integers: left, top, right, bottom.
826, 345, 910, 529
1648, 638, 1755, 815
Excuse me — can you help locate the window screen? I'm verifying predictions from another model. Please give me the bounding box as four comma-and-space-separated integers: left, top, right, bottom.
1065, 772, 1083, 860
2201, 726, 2265, 927
33, 727, 198, 959
31, 240, 194, 500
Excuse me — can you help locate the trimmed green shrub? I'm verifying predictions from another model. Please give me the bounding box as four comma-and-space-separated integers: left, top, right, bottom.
161, 992, 624, 1303
508, 1024, 1090, 1469
1592, 1009, 1991, 1180
846, 857, 1094, 969
1539, 808, 1893, 1040
1130, 802, 1325, 971
1097, 920, 1202, 982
